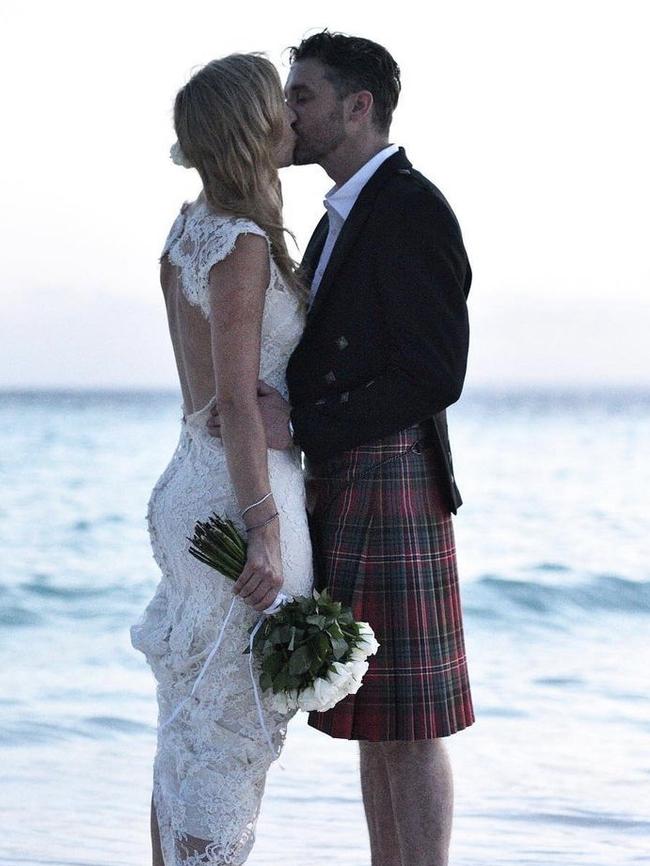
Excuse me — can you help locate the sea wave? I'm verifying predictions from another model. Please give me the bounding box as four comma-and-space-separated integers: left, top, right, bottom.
464, 574, 650, 619
1, 573, 649, 634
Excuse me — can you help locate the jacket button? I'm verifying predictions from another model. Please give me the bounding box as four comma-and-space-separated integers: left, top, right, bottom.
336, 336, 349, 350
325, 371, 336, 384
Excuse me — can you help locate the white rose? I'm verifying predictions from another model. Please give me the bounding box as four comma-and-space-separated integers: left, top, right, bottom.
356, 623, 380, 657
293, 657, 374, 714
318, 693, 340, 713
271, 689, 299, 714
309, 677, 331, 709
330, 659, 368, 697
328, 661, 355, 693
297, 678, 337, 712
169, 140, 193, 169
271, 691, 289, 714
298, 676, 341, 711
296, 684, 319, 712
349, 644, 368, 661
348, 659, 369, 691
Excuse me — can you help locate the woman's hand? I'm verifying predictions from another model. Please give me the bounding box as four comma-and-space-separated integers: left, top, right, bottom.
232, 521, 284, 612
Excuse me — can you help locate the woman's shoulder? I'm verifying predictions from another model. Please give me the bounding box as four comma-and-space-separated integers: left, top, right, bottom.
189, 200, 268, 244
206, 209, 267, 241
161, 199, 267, 259
195, 208, 270, 272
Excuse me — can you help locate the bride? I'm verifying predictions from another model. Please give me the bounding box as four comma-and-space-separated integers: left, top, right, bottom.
130, 54, 313, 865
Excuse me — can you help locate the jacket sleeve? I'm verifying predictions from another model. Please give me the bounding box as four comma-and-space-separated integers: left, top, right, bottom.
290, 193, 470, 461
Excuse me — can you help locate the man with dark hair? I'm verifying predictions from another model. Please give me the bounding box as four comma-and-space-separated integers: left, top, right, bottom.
210, 29, 474, 866
289, 31, 401, 136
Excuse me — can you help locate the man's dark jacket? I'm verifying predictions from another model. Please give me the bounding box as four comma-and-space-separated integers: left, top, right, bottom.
286, 148, 471, 513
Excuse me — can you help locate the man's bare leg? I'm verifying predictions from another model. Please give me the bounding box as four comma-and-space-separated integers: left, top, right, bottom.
359, 740, 453, 866
151, 796, 164, 866
360, 742, 404, 866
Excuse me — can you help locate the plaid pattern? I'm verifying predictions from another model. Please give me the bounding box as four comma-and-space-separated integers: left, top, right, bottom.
305, 423, 474, 741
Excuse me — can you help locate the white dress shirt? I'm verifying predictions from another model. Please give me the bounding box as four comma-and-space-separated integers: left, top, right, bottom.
308, 144, 400, 307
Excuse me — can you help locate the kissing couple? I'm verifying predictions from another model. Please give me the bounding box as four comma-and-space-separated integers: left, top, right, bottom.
130, 29, 474, 866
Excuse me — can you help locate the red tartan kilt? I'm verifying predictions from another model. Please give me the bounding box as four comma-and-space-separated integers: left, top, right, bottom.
305, 422, 474, 741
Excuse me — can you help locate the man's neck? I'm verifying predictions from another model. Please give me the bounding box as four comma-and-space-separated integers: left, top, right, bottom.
322, 138, 392, 187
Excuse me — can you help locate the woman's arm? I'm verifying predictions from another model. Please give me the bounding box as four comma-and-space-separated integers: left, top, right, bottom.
208, 232, 282, 612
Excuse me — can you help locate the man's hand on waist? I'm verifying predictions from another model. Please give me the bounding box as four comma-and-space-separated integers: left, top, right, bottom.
207, 379, 294, 450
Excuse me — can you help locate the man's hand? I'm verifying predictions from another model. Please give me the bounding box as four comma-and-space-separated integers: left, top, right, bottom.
207, 379, 293, 450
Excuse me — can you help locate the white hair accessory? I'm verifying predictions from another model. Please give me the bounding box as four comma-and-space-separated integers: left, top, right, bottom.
170, 140, 193, 168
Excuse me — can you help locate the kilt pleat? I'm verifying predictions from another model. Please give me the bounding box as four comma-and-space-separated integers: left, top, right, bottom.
305, 423, 474, 741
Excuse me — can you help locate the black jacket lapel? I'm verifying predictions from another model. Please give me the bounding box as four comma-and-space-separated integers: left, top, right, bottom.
298, 214, 328, 287
305, 148, 412, 327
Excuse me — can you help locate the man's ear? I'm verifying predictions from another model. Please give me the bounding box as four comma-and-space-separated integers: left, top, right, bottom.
346, 90, 374, 124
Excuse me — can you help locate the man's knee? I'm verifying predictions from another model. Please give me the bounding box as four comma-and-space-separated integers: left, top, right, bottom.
361, 738, 447, 765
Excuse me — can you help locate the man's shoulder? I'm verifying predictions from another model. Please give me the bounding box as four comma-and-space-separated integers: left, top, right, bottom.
375, 163, 462, 232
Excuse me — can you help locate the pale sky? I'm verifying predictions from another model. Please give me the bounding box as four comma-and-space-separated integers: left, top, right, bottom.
1, 0, 648, 389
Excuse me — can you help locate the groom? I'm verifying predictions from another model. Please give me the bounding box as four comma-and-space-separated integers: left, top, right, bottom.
213, 30, 474, 866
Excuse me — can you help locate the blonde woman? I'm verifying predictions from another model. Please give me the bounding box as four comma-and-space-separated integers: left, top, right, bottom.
130, 54, 313, 866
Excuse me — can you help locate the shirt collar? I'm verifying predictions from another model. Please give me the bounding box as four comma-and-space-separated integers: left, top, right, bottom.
324, 144, 400, 222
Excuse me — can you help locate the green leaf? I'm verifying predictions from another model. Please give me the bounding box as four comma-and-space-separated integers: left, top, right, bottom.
272, 669, 289, 693
317, 632, 331, 659
268, 625, 292, 646
330, 635, 349, 660
262, 652, 284, 676
288, 644, 313, 676
309, 654, 325, 677
327, 622, 345, 641
300, 596, 316, 614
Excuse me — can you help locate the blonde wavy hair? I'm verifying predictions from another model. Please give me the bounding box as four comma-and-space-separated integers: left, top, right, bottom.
173, 54, 301, 297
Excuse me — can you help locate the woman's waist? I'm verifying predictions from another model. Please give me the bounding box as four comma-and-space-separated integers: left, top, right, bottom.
161, 420, 304, 490
182, 420, 301, 467
182, 373, 289, 423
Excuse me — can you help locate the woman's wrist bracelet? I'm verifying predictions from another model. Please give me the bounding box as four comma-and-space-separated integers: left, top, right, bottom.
245, 512, 279, 533
240, 491, 273, 519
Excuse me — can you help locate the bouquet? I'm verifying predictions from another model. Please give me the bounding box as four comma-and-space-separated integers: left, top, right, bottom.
188, 513, 379, 714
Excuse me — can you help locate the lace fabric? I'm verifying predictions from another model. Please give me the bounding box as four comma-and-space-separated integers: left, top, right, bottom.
161, 201, 288, 318
131, 202, 313, 865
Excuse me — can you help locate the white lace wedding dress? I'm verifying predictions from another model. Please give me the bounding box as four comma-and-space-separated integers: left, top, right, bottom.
130, 200, 313, 865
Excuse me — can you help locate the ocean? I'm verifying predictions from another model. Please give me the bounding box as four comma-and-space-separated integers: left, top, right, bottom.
0, 388, 648, 866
